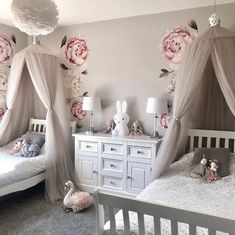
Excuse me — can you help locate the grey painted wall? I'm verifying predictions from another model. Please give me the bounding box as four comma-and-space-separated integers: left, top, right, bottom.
0, 23, 28, 121
0, 23, 27, 52
37, 3, 235, 135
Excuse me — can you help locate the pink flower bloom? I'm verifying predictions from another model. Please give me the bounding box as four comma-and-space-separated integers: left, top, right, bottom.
0, 106, 6, 119
65, 36, 88, 67
0, 34, 15, 64
160, 113, 172, 129
71, 100, 86, 120
160, 26, 197, 70
0, 71, 7, 91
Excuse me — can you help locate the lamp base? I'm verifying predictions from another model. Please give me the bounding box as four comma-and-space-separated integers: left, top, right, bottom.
85, 127, 97, 135
86, 131, 94, 135
150, 131, 161, 139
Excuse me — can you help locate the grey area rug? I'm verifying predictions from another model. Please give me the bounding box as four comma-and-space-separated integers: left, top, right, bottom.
0, 183, 97, 235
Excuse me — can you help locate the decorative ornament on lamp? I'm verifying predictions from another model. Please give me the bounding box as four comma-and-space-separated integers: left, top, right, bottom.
146, 98, 167, 138
82, 97, 101, 134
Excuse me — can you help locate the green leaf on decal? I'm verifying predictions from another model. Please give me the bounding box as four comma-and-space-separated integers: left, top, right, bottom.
188, 19, 198, 31
66, 98, 72, 104
60, 63, 69, 70
11, 35, 16, 44
61, 35, 67, 48
81, 70, 88, 75
161, 68, 169, 73
159, 72, 169, 78
82, 91, 88, 97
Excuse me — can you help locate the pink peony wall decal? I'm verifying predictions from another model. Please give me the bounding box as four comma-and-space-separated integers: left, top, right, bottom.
71, 100, 86, 121
0, 34, 15, 64
60, 35, 89, 100
0, 33, 16, 121
61, 35, 89, 68
158, 21, 198, 97
159, 25, 196, 70
160, 112, 172, 129
0, 105, 6, 120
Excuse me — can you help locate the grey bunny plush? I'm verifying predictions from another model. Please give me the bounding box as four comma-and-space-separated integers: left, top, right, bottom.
190, 155, 208, 178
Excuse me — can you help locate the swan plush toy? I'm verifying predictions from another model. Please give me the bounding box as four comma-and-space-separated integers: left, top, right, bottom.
112, 100, 130, 137
63, 181, 92, 213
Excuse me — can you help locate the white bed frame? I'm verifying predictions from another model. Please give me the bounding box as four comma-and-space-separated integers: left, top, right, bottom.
0, 118, 76, 197
95, 129, 235, 235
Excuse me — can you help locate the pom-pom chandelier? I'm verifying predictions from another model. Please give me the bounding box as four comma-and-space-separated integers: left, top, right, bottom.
11, 0, 59, 36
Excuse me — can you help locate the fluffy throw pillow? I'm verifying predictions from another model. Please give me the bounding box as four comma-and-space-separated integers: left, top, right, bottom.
21, 140, 41, 158
193, 148, 231, 177
22, 132, 45, 148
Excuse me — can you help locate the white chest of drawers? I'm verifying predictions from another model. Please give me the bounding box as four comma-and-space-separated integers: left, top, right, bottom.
74, 133, 161, 196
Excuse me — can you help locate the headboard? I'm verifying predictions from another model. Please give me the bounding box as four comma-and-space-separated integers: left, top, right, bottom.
188, 129, 235, 153
29, 118, 76, 134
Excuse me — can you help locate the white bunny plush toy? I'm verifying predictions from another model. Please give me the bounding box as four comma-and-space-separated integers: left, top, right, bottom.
112, 100, 130, 137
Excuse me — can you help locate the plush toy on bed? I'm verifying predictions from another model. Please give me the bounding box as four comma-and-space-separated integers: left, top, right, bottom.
190, 155, 208, 178
9, 139, 24, 155
206, 159, 221, 183
21, 139, 41, 158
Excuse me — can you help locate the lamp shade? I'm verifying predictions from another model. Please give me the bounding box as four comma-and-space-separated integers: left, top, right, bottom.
146, 98, 167, 114
82, 97, 101, 111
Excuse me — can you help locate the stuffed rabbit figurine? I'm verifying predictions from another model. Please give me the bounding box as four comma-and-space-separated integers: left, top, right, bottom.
112, 100, 130, 137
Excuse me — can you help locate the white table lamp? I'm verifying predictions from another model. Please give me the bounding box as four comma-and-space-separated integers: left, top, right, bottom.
82, 97, 101, 134
146, 98, 167, 138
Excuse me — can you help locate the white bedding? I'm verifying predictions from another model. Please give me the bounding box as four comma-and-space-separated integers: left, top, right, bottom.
104, 152, 235, 235
0, 138, 46, 188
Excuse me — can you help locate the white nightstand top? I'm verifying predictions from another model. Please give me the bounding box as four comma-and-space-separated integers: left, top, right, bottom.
73, 132, 161, 144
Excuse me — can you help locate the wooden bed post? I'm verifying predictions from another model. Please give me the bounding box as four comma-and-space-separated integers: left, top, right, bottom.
94, 190, 105, 235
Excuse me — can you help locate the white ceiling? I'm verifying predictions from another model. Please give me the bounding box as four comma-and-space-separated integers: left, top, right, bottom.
1, 0, 235, 27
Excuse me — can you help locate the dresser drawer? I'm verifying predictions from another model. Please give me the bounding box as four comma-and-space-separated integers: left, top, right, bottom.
102, 158, 123, 173
128, 146, 151, 158
102, 176, 123, 190
80, 141, 98, 153
102, 143, 124, 155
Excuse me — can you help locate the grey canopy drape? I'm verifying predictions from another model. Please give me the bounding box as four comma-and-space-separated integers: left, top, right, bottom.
0, 44, 75, 202
152, 26, 235, 179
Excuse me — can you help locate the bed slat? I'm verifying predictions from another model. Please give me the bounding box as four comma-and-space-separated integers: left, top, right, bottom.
189, 225, 196, 235
108, 207, 116, 234
138, 213, 145, 234
190, 136, 194, 152
122, 210, 130, 235
215, 138, 220, 148
154, 216, 161, 235
171, 220, 178, 235
198, 136, 202, 148
207, 138, 211, 148
225, 138, 229, 148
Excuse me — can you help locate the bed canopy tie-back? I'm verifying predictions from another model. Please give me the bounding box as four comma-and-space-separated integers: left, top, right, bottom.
0, 44, 75, 202
152, 26, 235, 180
172, 116, 180, 121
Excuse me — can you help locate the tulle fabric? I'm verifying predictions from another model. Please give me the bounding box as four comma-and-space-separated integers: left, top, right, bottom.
152, 26, 235, 179
0, 44, 74, 202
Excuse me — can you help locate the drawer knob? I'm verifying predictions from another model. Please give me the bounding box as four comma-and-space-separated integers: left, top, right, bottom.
137, 150, 143, 154
93, 170, 98, 174
127, 176, 132, 179
86, 145, 91, 148
110, 164, 116, 168
110, 148, 116, 151
110, 181, 115, 185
